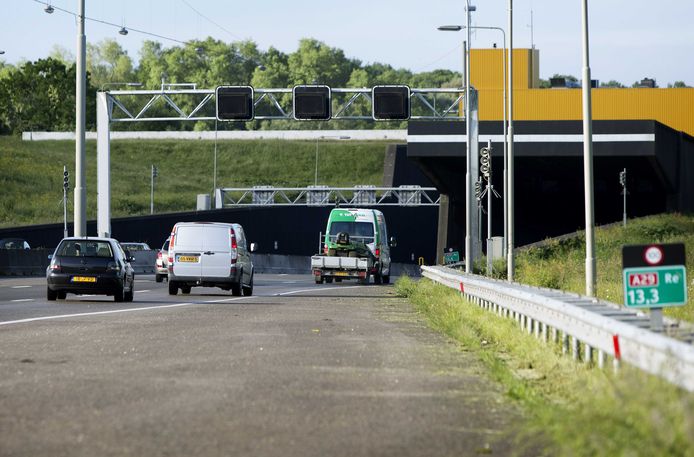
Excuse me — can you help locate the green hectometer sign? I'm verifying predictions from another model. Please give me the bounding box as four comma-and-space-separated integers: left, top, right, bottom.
622, 265, 687, 308
443, 251, 460, 264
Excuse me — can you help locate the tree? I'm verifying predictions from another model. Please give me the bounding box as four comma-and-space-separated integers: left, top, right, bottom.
600, 80, 625, 88
668, 81, 689, 88
0, 58, 96, 134
287, 38, 357, 87
87, 39, 135, 89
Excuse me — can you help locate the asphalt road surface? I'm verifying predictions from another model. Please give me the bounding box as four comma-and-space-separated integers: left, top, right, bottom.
0, 274, 527, 457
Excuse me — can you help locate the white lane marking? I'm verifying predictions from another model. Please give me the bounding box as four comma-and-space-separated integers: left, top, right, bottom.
11, 286, 32, 289
282, 281, 297, 284
135, 290, 150, 293
278, 274, 288, 276
11, 299, 34, 303
204, 297, 250, 303
0, 296, 254, 327
1, 302, 194, 326
0, 282, 363, 327
276, 285, 363, 296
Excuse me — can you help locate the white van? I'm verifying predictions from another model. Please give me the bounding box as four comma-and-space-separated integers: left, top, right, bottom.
167, 222, 256, 296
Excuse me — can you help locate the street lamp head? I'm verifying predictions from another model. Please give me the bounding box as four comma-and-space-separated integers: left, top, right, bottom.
438, 25, 463, 32
44, 4, 54, 14
119, 27, 129, 36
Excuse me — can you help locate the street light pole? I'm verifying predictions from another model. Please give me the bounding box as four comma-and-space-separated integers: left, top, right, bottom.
581, 0, 596, 296
507, 0, 515, 281
74, 0, 86, 237
464, 0, 473, 273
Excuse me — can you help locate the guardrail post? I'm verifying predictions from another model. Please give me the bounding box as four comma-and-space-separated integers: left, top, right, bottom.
562, 332, 569, 355
584, 345, 593, 365
572, 336, 579, 361
597, 350, 605, 369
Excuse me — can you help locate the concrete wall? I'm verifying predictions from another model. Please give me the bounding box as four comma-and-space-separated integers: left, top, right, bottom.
22, 130, 407, 142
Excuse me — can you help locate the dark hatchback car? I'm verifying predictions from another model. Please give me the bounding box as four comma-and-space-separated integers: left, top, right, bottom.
46, 237, 135, 302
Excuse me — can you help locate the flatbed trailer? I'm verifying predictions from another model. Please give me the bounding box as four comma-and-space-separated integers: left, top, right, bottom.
311, 255, 373, 284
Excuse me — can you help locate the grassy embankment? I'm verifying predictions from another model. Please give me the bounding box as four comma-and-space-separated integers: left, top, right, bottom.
396, 213, 694, 455
396, 277, 694, 457
0, 136, 387, 228
513, 213, 694, 322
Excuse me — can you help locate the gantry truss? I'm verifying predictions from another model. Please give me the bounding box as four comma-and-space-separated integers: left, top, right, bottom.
213, 186, 440, 209
103, 87, 465, 122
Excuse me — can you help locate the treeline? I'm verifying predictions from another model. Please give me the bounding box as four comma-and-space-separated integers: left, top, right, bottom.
0, 38, 460, 134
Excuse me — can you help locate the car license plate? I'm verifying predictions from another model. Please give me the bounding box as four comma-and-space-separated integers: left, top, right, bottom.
72, 276, 96, 283
178, 256, 199, 263
334, 271, 348, 276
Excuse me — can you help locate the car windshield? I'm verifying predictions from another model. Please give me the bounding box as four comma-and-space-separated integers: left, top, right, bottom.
329, 222, 374, 242
57, 240, 113, 258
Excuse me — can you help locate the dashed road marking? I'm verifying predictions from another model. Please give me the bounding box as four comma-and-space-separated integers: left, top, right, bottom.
11, 299, 34, 303
11, 286, 32, 289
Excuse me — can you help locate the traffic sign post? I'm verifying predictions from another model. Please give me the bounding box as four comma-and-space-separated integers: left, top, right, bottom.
622, 243, 687, 331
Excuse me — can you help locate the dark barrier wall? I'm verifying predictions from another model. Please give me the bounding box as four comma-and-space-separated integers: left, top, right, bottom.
0, 206, 439, 266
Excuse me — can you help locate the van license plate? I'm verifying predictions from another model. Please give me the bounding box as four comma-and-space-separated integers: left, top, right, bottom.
178, 256, 199, 263
72, 276, 96, 283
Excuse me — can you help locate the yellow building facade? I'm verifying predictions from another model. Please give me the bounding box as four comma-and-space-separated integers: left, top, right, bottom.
471, 48, 694, 137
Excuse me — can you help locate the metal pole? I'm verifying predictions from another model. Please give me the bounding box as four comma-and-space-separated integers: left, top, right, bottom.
315, 140, 319, 186
486, 139, 493, 276
581, 0, 596, 296
465, 0, 473, 274
150, 165, 154, 215
74, 0, 86, 237
501, 31, 508, 257
63, 165, 68, 239
507, 0, 515, 281
213, 119, 218, 193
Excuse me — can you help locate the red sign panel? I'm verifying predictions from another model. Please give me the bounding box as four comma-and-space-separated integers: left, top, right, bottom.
628, 272, 658, 287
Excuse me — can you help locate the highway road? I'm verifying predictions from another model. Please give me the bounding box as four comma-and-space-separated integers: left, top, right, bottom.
0, 274, 527, 457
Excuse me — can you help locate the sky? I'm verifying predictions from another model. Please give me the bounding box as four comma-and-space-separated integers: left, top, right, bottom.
2, 0, 693, 87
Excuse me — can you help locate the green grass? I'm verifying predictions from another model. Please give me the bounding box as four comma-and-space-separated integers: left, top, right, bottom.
0, 136, 387, 227
514, 213, 694, 322
396, 277, 694, 457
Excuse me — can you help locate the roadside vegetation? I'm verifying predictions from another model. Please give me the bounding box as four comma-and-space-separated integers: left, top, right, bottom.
513, 213, 694, 322
0, 136, 386, 228
396, 277, 694, 457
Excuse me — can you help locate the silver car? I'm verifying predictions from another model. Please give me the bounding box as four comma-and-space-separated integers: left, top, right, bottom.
155, 237, 170, 283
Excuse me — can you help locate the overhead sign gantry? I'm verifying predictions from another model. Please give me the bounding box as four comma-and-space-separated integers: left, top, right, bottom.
96, 84, 479, 259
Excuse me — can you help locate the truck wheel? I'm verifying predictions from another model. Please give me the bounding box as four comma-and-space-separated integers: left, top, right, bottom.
181, 285, 192, 295
57, 291, 67, 300
168, 281, 179, 295
155, 274, 164, 283
325, 277, 333, 284
374, 273, 382, 285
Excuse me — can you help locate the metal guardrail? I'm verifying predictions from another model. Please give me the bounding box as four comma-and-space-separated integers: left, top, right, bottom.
422, 265, 694, 392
